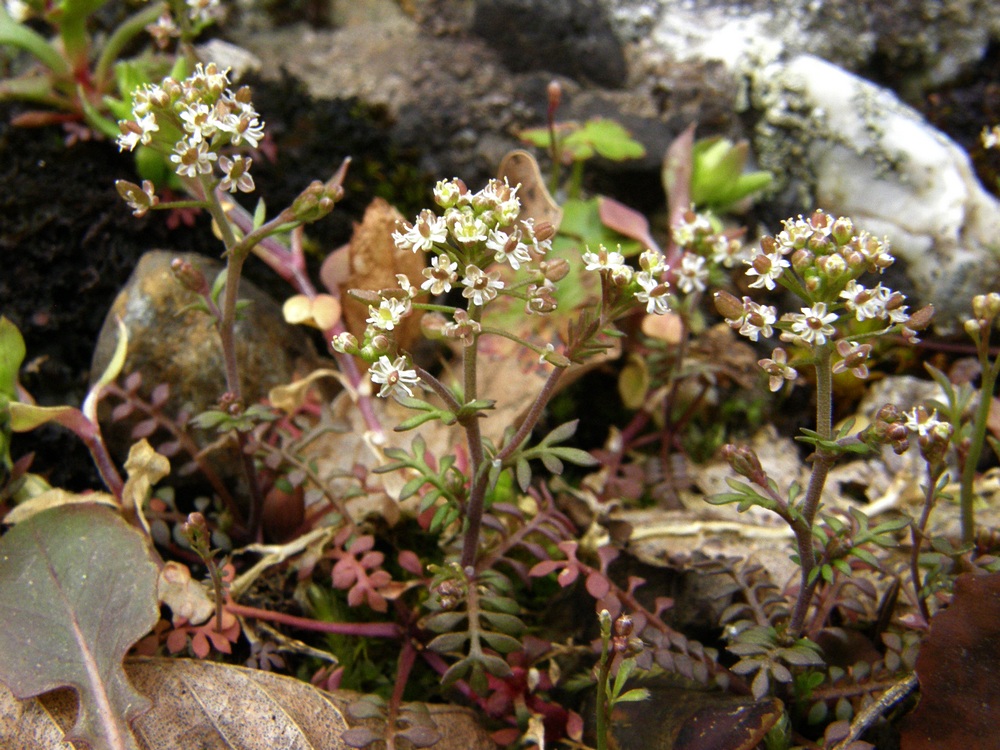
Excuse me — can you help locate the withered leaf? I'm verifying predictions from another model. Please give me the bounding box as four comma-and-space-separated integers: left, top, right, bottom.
0, 657, 495, 750
900, 572, 1000, 750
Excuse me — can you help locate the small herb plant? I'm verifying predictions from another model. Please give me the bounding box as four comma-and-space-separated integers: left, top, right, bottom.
3, 39, 1000, 749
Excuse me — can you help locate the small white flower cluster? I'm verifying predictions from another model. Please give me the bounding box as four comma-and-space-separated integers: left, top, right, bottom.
718, 210, 923, 392
347, 177, 555, 400
391, 178, 552, 307
116, 63, 262, 191
582, 245, 673, 315
670, 208, 747, 294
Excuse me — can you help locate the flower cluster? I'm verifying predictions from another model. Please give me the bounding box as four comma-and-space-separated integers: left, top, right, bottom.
115, 62, 262, 195
715, 210, 931, 392
581, 244, 673, 316
336, 177, 558, 400
671, 208, 749, 292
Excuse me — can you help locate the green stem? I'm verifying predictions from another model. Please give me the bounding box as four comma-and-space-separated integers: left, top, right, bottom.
959, 344, 1000, 545
198, 177, 266, 539
595, 633, 612, 750
788, 344, 834, 639
459, 308, 486, 570
910, 464, 945, 624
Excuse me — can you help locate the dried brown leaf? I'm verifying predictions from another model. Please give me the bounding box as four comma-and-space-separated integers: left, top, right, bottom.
0, 657, 494, 750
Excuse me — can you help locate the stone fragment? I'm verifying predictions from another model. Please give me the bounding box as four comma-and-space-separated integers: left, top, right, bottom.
91, 250, 317, 465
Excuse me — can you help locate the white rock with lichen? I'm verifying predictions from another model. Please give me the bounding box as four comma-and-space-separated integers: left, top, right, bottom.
751, 54, 1000, 328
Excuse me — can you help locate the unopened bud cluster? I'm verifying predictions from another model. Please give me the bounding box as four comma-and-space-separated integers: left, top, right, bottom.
715, 210, 933, 391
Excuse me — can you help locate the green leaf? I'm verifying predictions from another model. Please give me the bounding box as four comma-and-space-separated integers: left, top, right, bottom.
480, 631, 523, 654
0, 316, 26, 400
515, 458, 531, 492
252, 198, 267, 230
399, 475, 430, 500
577, 119, 645, 162
479, 611, 525, 636
542, 419, 580, 446
427, 632, 470, 654
548, 447, 599, 466
614, 687, 651, 704
423, 611, 468, 633
0, 504, 159, 749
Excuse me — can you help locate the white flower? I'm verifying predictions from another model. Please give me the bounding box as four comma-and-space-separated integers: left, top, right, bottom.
758, 348, 798, 392
116, 122, 142, 152
223, 111, 265, 148
745, 251, 789, 290
186, 0, 221, 25
461, 264, 504, 306
832, 340, 873, 379
903, 407, 945, 438
433, 178, 465, 208
676, 253, 708, 294
369, 356, 420, 399
736, 298, 776, 342
839, 280, 885, 321
487, 228, 532, 270
785, 302, 838, 346
710, 235, 746, 268
583, 245, 627, 273
179, 102, 215, 142
671, 210, 712, 247
218, 155, 255, 193
169, 138, 217, 178
135, 112, 160, 145
451, 212, 489, 245
635, 272, 671, 315
421, 254, 458, 295
394, 210, 448, 254
367, 297, 409, 331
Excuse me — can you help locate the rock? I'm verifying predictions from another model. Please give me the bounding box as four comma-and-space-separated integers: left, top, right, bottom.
613, 0, 1000, 94
472, 0, 627, 88
90, 250, 317, 470
749, 54, 1000, 327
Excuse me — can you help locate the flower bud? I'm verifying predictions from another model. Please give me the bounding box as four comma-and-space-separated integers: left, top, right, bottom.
906, 304, 934, 331
331, 331, 358, 354
547, 79, 562, 119
171, 258, 209, 295
713, 290, 744, 320
721, 444, 765, 483
420, 312, 448, 339
532, 220, 556, 243
964, 318, 984, 338
972, 293, 1000, 322
791, 248, 813, 272
370, 334, 390, 353
759, 235, 778, 255
540, 257, 569, 282
831, 216, 854, 245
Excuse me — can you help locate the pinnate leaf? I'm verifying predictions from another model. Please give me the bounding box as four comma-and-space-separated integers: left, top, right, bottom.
0, 504, 159, 750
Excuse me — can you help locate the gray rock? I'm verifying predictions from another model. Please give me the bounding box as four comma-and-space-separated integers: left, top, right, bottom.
749, 54, 1000, 327
91, 250, 317, 466
611, 0, 1000, 94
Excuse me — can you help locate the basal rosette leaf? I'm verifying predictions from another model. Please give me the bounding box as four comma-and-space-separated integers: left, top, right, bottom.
0, 504, 159, 750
